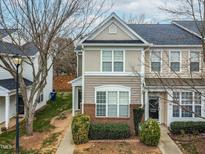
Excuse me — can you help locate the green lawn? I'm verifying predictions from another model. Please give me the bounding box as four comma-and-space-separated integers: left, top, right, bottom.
0, 92, 72, 154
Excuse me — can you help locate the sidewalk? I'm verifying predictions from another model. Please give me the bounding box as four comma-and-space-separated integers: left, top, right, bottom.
158, 126, 182, 154
56, 126, 74, 154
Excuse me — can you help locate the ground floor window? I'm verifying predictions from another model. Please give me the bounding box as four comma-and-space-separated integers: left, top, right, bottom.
172, 91, 202, 118
96, 86, 130, 117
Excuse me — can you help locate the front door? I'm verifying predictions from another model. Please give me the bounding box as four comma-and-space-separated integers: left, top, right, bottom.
149, 96, 159, 120
78, 88, 82, 109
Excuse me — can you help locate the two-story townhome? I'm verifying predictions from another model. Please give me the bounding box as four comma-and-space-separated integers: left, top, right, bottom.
71, 13, 205, 135
0, 29, 53, 130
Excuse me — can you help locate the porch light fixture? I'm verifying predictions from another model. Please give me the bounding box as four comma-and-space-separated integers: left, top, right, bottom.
12, 54, 22, 154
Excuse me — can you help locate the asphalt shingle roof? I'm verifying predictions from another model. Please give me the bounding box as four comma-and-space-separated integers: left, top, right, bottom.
128, 24, 202, 45
173, 21, 203, 36
145, 78, 205, 87
0, 29, 16, 39
0, 41, 38, 56
0, 78, 33, 90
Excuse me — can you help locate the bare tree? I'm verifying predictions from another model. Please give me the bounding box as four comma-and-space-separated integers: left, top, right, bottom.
0, 0, 109, 135
122, 13, 157, 24
53, 37, 76, 76
160, 0, 205, 61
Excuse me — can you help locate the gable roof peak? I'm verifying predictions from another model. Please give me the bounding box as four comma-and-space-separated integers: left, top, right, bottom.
79, 12, 149, 45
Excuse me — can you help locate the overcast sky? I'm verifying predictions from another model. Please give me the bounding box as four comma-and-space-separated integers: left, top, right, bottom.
105, 0, 174, 23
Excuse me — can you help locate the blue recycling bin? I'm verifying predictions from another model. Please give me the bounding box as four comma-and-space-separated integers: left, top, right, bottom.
50, 91, 57, 102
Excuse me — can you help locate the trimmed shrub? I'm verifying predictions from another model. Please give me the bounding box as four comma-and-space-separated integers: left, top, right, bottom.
139, 119, 160, 146
89, 123, 130, 140
71, 114, 90, 144
133, 108, 144, 135
170, 121, 205, 134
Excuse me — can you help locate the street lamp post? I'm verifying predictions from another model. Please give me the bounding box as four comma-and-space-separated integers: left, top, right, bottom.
13, 55, 22, 154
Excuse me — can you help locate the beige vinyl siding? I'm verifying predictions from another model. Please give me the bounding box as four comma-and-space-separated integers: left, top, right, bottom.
84, 50, 101, 72
125, 50, 141, 72
93, 23, 132, 40
145, 48, 204, 78
84, 76, 141, 104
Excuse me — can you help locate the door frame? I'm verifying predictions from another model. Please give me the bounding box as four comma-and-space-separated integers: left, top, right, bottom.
148, 95, 160, 122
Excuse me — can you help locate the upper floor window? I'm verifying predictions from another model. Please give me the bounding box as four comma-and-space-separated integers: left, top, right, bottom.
170, 51, 180, 72
151, 51, 161, 72
190, 51, 200, 72
102, 50, 124, 72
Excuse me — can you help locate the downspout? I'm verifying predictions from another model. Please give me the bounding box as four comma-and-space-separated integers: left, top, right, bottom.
140, 44, 153, 108
81, 45, 85, 114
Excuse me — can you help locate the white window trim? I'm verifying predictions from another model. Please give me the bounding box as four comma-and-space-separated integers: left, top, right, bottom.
150, 50, 162, 73
101, 49, 125, 73
172, 91, 202, 118
189, 50, 201, 73
95, 85, 131, 118
169, 50, 181, 72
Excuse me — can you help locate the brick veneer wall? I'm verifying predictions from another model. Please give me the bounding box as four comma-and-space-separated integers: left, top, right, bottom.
84, 104, 141, 135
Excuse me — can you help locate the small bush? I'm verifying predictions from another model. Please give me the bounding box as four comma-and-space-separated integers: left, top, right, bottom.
170, 121, 205, 134
89, 123, 130, 140
133, 108, 144, 135
71, 114, 90, 144
139, 119, 160, 146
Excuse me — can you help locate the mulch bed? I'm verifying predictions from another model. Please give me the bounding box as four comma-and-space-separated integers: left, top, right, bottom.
169, 133, 205, 154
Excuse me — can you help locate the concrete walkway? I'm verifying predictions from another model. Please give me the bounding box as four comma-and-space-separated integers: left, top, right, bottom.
158, 126, 182, 154
56, 126, 74, 154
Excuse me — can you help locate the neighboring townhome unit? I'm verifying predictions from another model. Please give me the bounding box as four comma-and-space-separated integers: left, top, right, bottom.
71, 13, 204, 135
0, 29, 53, 130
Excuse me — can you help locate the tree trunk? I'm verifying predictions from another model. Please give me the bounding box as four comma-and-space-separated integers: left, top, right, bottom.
25, 112, 34, 136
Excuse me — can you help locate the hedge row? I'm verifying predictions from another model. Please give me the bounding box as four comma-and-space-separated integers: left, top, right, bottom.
170, 121, 205, 134
89, 123, 130, 140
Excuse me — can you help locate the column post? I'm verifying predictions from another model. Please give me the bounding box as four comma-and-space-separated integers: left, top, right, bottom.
72, 86, 75, 116
5, 95, 10, 129
167, 90, 173, 126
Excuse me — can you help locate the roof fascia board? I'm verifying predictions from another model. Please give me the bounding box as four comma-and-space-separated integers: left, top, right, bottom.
83, 43, 201, 47
70, 76, 82, 84
83, 43, 148, 47
172, 22, 202, 39
0, 52, 36, 58
151, 44, 202, 48
0, 86, 10, 95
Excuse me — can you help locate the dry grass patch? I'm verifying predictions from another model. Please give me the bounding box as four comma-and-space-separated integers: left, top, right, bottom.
170, 134, 205, 154
74, 141, 161, 154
